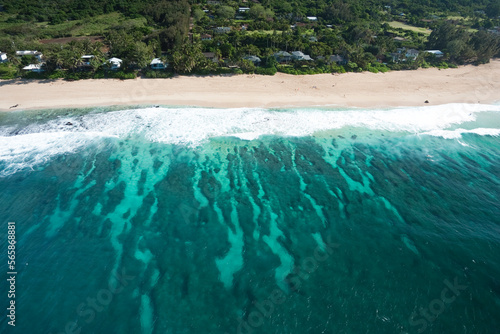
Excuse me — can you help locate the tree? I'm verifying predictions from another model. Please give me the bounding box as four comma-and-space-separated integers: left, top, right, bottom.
216, 6, 235, 20
249, 4, 274, 20
471, 30, 500, 63
171, 42, 205, 73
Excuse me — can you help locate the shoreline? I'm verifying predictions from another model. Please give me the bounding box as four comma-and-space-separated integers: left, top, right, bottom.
1, 60, 500, 111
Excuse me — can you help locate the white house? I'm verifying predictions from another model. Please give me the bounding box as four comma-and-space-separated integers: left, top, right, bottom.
106, 57, 122, 70
239, 7, 250, 12
306, 16, 318, 21
150, 58, 166, 70
16, 50, 43, 62
81, 55, 95, 66
22, 63, 45, 72
425, 50, 444, 57
0, 52, 7, 63
291, 51, 312, 61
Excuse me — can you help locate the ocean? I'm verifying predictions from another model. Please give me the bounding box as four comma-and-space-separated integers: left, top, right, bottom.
0, 104, 499, 334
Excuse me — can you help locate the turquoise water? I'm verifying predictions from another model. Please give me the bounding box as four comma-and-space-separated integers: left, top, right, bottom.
0, 104, 500, 333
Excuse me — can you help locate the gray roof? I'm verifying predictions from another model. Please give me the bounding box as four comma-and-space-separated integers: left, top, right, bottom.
243, 55, 261, 63
275, 51, 292, 57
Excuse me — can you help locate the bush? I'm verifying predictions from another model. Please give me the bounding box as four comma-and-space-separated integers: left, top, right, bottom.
255, 66, 277, 75
48, 70, 66, 79
0, 63, 17, 79
113, 71, 137, 80
277, 65, 330, 75
143, 70, 173, 78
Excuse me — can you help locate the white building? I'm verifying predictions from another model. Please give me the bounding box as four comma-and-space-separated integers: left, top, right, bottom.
150, 58, 166, 70
0, 52, 7, 63
81, 55, 95, 66
106, 57, 122, 70
22, 64, 45, 72
16, 50, 43, 62
425, 50, 444, 57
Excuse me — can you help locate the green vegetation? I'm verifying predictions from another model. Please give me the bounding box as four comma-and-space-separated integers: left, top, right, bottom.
0, 0, 499, 79
385, 21, 432, 35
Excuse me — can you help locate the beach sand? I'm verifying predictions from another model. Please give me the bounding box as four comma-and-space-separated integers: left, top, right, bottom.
1, 60, 499, 111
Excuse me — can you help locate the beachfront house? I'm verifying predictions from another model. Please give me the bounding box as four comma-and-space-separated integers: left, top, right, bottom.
150, 58, 167, 70
203, 52, 219, 63
243, 55, 261, 64
106, 57, 122, 70
214, 27, 231, 34
291, 51, 313, 61
22, 63, 45, 72
274, 51, 292, 63
16, 50, 43, 62
425, 50, 444, 58
0, 51, 7, 63
81, 55, 95, 66
329, 54, 348, 65
405, 48, 419, 60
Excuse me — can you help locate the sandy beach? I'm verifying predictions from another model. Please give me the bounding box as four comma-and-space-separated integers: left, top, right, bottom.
1, 60, 500, 111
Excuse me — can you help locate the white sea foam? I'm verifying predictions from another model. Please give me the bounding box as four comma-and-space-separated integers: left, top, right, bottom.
1, 103, 499, 176
0, 132, 114, 177
421, 128, 500, 139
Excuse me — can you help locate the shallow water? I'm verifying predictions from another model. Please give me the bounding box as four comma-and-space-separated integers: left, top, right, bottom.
0, 104, 499, 334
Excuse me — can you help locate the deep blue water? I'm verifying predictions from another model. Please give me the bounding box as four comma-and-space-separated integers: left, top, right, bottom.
0, 104, 499, 334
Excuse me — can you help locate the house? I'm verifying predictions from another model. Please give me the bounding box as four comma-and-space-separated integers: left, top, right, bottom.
308, 36, 318, 42
207, 0, 220, 4
0, 51, 7, 63
201, 34, 213, 41
243, 55, 261, 64
81, 55, 95, 66
274, 51, 292, 62
16, 50, 43, 62
203, 52, 219, 63
22, 63, 45, 72
150, 58, 166, 70
239, 7, 250, 12
291, 51, 312, 61
329, 55, 347, 65
306, 16, 318, 21
405, 48, 419, 60
214, 27, 231, 34
425, 50, 444, 57
106, 57, 122, 70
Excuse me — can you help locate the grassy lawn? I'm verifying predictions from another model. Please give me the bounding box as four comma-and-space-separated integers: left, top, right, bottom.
386, 21, 432, 35
245, 30, 283, 35
1, 13, 147, 39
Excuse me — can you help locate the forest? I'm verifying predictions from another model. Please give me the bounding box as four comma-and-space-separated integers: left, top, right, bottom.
0, 0, 499, 79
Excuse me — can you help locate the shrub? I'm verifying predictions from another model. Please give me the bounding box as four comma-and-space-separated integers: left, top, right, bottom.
255, 66, 277, 75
